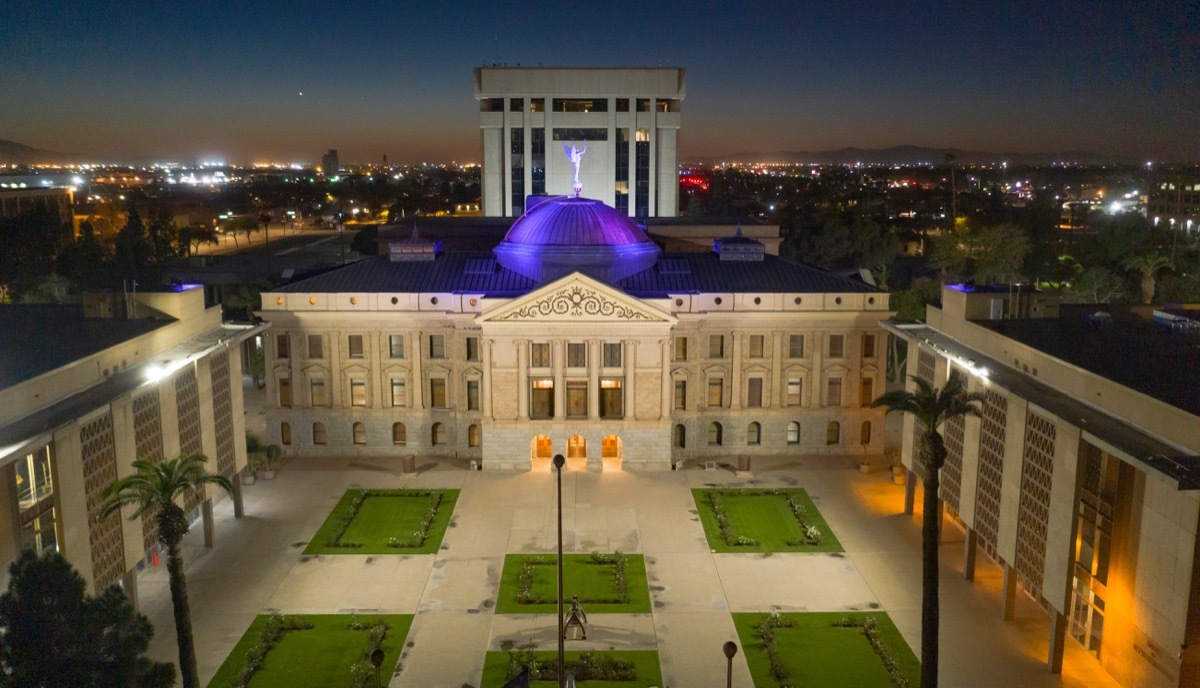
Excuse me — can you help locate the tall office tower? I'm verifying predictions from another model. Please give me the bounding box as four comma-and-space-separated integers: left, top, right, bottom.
321, 149, 340, 176
474, 67, 685, 218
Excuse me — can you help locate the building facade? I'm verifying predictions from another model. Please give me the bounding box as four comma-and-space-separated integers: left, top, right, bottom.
0, 286, 260, 598
887, 285, 1200, 688
1149, 177, 1199, 237
475, 67, 685, 219
261, 195, 889, 471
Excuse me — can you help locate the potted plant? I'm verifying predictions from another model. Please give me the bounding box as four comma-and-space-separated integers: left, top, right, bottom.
244, 431, 264, 485
260, 444, 282, 479
889, 449, 906, 485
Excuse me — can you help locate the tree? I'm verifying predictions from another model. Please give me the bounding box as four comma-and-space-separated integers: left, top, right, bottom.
146, 207, 178, 263
113, 203, 154, 284
1065, 267, 1126, 304
0, 549, 174, 688
1124, 253, 1172, 305
177, 224, 218, 257
351, 225, 380, 255
873, 372, 985, 688
100, 454, 232, 688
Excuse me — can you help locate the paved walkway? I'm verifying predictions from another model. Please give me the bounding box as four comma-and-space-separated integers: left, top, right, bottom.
135, 451, 1124, 688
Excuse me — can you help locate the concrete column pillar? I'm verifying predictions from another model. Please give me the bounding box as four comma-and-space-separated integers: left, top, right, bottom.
810, 330, 824, 406
482, 339, 494, 419
329, 330, 342, 407
963, 527, 977, 581
201, 498, 215, 548
413, 331, 425, 409
553, 340, 565, 419
588, 339, 601, 420
231, 476, 244, 518
768, 331, 783, 408
729, 333, 741, 409
0, 463, 23, 567
122, 568, 139, 610
1001, 563, 1018, 621
904, 469, 916, 514
1048, 610, 1067, 673
660, 339, 672, 419
517, 340, 529, 422
623, 340, 636, 419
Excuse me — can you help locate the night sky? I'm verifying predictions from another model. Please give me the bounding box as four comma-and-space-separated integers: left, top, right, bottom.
2, 1, 1197, 164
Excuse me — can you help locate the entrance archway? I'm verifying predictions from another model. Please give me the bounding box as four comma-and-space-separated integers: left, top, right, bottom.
531, 434, 553, 471
601, 434, 622, 470
567, 435, 587, 470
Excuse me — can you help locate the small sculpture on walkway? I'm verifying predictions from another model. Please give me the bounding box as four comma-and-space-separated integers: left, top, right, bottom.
564, 594, 588, 640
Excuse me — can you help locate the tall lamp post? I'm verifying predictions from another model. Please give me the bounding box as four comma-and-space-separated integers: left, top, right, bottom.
553, 453, 567, 688
723, 640, 738, 688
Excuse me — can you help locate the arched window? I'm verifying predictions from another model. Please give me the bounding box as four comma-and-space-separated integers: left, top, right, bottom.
392, 422, 407, 445
432, 422, 447, 445
468, 424, 481, 447
280, 422, 292, 446
826, 421, 840, 445
860, 421, 872, 445
352, 422, 366, 445
747, 422, 761, 446
708, 422, 723, 446
786, 421, 800, 445
312, 422, 327, 445
673, 424, 686, 448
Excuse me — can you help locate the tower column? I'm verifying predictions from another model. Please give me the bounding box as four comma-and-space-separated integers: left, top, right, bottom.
517, 340, 529, 422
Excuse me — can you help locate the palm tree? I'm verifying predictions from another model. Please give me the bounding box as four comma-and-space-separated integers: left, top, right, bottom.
100, 454, 232, 688
873, 371, 984, 688
1124, 253, 1172, 305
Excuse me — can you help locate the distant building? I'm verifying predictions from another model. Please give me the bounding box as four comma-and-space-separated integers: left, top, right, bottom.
321, 149, 340, 176
474, 67, 685, 219
887, 285, 1200, 687
1150, 178, 1199, 236
0, 286, 262, 597
0, 187, 74, 226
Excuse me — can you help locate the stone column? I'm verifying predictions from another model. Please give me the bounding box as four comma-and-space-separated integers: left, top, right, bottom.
553, 340, 565, 419
413, 331, 425, 409
904, 470, 916, 514
517, 340, 529, 422
963, 528, 977, 581
202, 498, 215, 548
122, 569, 139, 610
660, 339, 672, 419
370, 330, 384, 408
1001, 563, 1018, 621
729, 333, 741, 409
623, 339, 636, 419
1048, 611, 1067, 673
231, 477, 244, 519
588, 339, 601, 420
810, 330, 824, 406
329, 330, 342, 407
770, 331, 784, 407
482, 339, 494, 419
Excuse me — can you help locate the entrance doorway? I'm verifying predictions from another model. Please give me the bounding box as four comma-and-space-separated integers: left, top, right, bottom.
567, 435, 587, 470
601, 434, 622, 470
531, 434, 553, 471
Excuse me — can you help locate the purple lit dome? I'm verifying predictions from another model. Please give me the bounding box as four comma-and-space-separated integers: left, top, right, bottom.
493, 196, 660, 282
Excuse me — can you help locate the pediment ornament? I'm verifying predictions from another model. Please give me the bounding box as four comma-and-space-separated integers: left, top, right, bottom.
494, 284, 657, 321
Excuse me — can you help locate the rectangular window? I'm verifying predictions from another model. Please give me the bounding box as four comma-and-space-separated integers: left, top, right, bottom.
510, 127, 524, 215
616, 98, 630, 112
307, 335, 323, 359
708, 334, 724, 358
531, 128, 546, 195
747, 378, 763, 407
860, 377, 874, 406
530, 342, 551, 368
599, 379, 623, 419
389, 335, 405, 359
349, 380, 366, 407
347, 334, 364, 358
566, 381, 588, 418
748, 335, 765, 358
827, 378, 843, 406
467, 380, 480, 411
674, 380, 687, 410
429, 378, 446, 408
635, 129, 650, 216
602, 342, 622, 367
674, 336, 688, 361
509, 97, 523, 112
787, 378, 802, 406
530, 98, 544, 112
530, 379, 554, 419
567, 342, 587, 367
466, 337, 479, 361
429, 334, 445, 359
707, 378, 724, 406
789, 335, 805, 358
862, 334, 877, 360
828, 335, 845, 358
276, 334, 290, 359
551, 98, 608, 113
390, 379, 406, 407
636, 98, 650, 112
615, 128, 630, 214
278, 378, 292, 408
310, 379, 326, 407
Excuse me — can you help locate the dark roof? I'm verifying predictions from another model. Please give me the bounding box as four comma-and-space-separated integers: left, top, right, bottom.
273, 250, 880, 297
978, 315, 1200, 416
0, 306, 170, 388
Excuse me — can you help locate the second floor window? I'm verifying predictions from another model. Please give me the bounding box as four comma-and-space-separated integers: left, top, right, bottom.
429, 335, 445, 359
674, 336, 688, 361
310, 379, 326, 406
466, 337, 479, 361
602, 343, 622, 367
531, 342, 551, 367
748, 335, 764, 358
567, 342, 587, 367
787, 378, 802, 406
566, 381, 587, 417
789, 335, 804, 358
708, 335, 724, 358
674, 380, 687, 410
747, 378, 763, 407
278, 378, 292, 407
389, 335, 405, 359
707, 378, 723, 407
307, 335, 323, 359
391, 379, 406, 407
276, 334, 290, 359
828, 335, 845, 359
466, 380, 480, 411
349, 380, 366, 406
348, 335, 364, 358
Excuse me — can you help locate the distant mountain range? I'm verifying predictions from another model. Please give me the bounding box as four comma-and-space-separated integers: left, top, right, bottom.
0, 139, 106, 165
685, 145, 1133, 166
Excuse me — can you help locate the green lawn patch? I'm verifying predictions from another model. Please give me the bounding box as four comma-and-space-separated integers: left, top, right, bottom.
304, 489, 459, 554
205, 613, 413, 688
481, 650, 663, 688
732, 612, 919, 688
494, 553, 651, 614
692, 488, 843, 553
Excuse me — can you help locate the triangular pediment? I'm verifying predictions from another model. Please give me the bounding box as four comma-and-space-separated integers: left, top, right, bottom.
479, 273, 676, 324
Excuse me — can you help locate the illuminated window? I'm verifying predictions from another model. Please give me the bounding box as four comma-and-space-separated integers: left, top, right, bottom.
787, 422, 800, 445
747, 422, 761, 445
530, 98, 545, 112
390, 379, 406, 407
786, 378, 802, 406
392, 422, 406, 445
349, 380, 367, 407
531, 379, 554, 419
530, 342, 551, 367
429, 378, 446, 408
352, 422, 366, 445
600, 379, 623, 419
747, 378, 763, 407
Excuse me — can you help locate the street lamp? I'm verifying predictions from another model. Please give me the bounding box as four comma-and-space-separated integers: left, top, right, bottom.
370, 647, 384, 688
554, 453, 567, 688
723, 640, 738, 688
